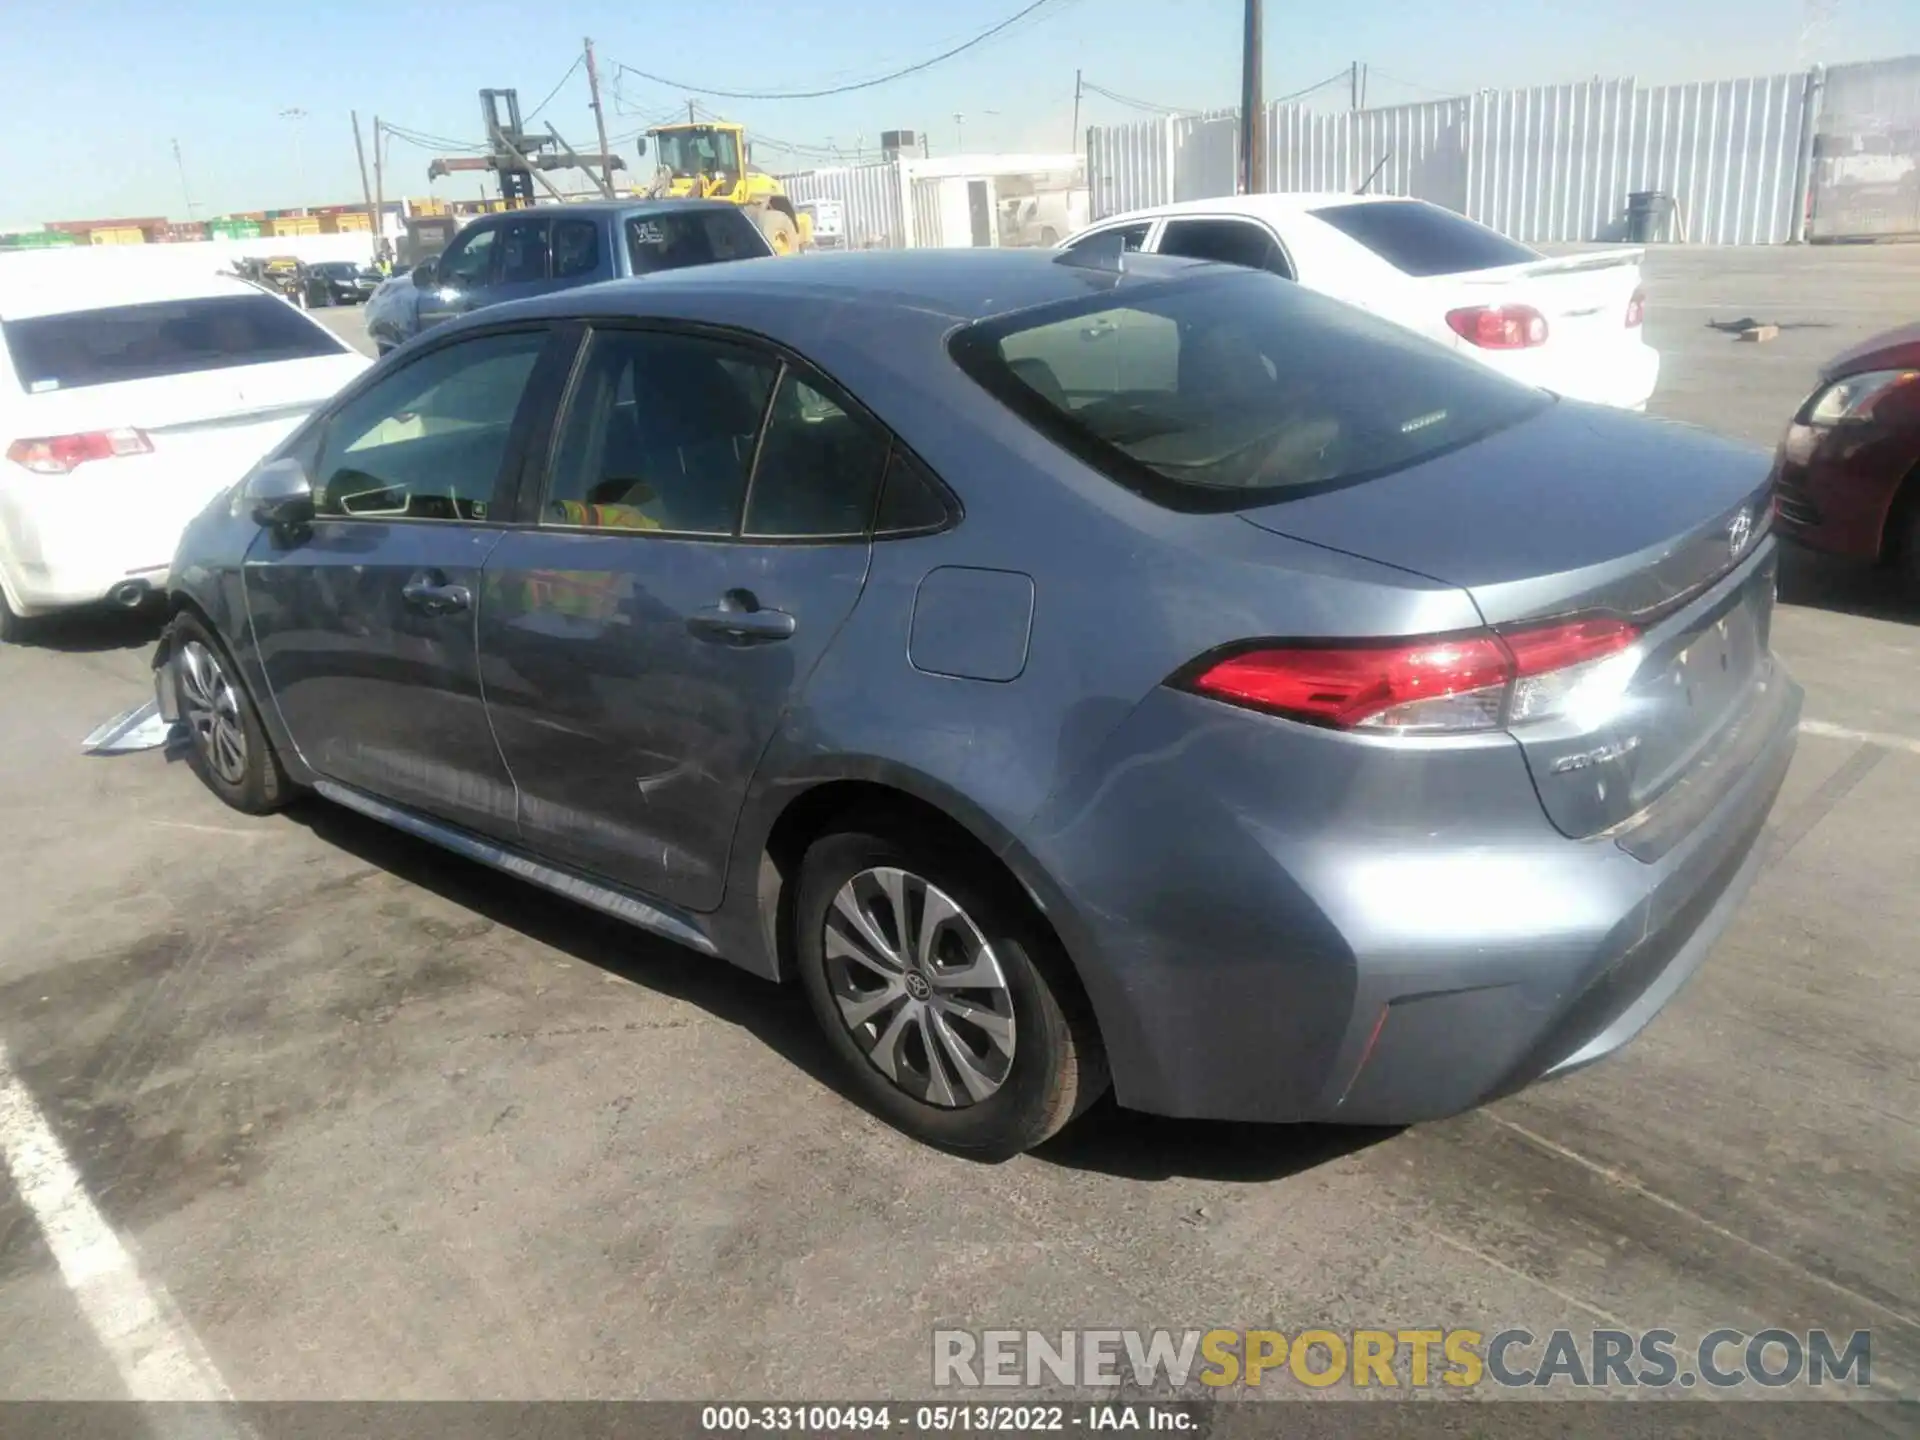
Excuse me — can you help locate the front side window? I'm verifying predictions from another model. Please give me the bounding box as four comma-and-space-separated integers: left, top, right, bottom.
436, 226, 497, 288
312, 329, 547, 521
625, 209, 768, 274
4, 295, 347, 392
952, 269, 1549, 511
1065, 223, 1150, 259
544, 329, 777, 535
496, 219, 551, 284
742, 373, 890, 538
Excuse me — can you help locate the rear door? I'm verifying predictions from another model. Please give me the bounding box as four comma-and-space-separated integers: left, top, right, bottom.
478, 321, 890, 909
244, 323, 564, 835
1155, 215, 1296, 279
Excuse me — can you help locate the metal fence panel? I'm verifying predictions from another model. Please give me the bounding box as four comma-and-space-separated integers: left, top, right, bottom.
777, 163, 904, 248
1812, 55, 1920, 240
1086, 65, 1824, 244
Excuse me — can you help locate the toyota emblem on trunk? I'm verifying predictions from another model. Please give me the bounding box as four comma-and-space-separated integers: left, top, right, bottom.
1727, 508, 1754, 560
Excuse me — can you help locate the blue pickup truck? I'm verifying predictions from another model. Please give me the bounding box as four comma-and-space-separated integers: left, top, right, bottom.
365, 198, 772, 354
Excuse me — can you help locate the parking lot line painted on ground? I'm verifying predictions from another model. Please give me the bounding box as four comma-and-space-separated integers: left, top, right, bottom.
0, 1042, 231, 1402
1800, 718, 1920, 758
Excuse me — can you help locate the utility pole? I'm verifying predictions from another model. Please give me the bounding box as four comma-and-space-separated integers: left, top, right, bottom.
688, 99, 697, 123
351, 111, 377, 257
583, 38, 617, 194
170, 139, 197, 219
1359, 64, 1368, 110
1350, 62, 1359, 111
1071, 68, 1083, 154
1239, 0, 1264, 193
372, 117, 387, 261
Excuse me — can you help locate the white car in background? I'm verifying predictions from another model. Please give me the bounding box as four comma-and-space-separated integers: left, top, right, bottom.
1061, 195, 1658, 411
0, 267, 369, 640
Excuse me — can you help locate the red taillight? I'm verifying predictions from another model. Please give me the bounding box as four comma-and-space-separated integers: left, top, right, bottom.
1446, 305, 1549, 350
1625, 287, 1646, 328
6, 428, 153, 475
1182, 616, 1642, 734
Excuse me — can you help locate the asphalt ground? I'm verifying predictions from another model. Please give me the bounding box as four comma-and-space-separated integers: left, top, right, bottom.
0, 247, 1915, 1416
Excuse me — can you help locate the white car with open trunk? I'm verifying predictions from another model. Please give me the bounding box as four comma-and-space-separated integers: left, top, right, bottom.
1061, 194, 1657, 412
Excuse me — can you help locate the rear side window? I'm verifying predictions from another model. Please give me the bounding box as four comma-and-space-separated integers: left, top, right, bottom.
553, 219, 601, 279
950, 269, 1549, 513
743, 372, 891, 538
1310, 200, 1538, 277
625, 209, 769, 274
4, 295, 347, 393
1159, 218, 1290, 278
496, 219, 551, 284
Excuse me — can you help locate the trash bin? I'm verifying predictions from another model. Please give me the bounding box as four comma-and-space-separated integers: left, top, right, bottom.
1625, 191, 1675, 243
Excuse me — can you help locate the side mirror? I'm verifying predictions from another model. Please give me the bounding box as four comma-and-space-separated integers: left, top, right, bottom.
246, 457, 315, 528
635, 137, 648, 157
412, 259, 436, 288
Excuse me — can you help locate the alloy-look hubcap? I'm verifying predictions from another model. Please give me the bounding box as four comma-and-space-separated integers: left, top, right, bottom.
177, 639, 248, 786
823, 867, 1017, 1108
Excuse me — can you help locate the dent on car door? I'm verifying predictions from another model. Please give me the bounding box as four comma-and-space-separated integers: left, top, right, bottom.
477, 325, 891, 910
244, 325, 565, 835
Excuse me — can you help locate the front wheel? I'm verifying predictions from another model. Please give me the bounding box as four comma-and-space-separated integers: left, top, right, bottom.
794, 829, 1107, 1156
171, 614, 293, 814
753, 207, 800, 255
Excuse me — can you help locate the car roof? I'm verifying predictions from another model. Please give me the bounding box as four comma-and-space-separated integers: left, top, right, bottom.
0, 263, 272, 322
469, 198, 744, 220
1089, 192, 1406, 228
494, 247, 1228, 327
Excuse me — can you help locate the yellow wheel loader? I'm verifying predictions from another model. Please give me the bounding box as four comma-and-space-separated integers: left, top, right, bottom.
637, 122, 813, 254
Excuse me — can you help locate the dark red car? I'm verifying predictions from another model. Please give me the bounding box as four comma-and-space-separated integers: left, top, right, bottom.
1771, 325, 1920, 584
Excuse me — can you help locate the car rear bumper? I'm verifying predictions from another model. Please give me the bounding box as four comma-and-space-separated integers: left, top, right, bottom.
1024, 665, 1800, 1126
1482, 337, 1660, 411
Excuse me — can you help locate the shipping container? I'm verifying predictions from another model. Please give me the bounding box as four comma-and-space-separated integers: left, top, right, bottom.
89, 227, 148, 245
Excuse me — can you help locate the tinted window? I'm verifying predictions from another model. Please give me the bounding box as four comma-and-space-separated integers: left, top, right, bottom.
4, 295, 347, 393
743, 372, 890, 538
553, 219, 601, 279
437, 225, 497, 287
496, 219, 551, 284
875, 450, 951, 535
1066, 223, 1150, 259
1159, 218, 1287, 276
313, 330, 546, 522
625, 209, 768, 274
544, 329, 775, 534
1311, 200, 1538, 277
951, 269, 1548, 512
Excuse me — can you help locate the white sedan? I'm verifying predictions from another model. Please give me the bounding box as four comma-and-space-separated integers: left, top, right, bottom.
1061, 195, 1658, 411
0, 265, 369, 639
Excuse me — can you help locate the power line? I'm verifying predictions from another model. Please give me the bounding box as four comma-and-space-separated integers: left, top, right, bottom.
1362, 68, 1457, 99
1271, 68, 1354, 106
1081, 79, 1198, 115
524, 53, 585, 122
610, 0, 1068, 100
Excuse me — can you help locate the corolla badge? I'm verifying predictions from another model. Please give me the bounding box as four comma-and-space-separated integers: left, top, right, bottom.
1727, 508, 1754, 561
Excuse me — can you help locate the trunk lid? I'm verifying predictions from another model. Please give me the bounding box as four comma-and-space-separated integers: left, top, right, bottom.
1424, 248, 1644, 355
1241, 401, 1779, 840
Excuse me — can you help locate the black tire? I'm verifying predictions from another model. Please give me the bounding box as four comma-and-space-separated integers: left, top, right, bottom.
170, 613, 293, 815
753, 206, 800, 255
794, 827, 1107, 1157
1897, 483, 1920, 593
0, 587, 29, 645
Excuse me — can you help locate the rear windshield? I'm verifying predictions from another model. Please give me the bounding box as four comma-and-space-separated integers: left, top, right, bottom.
4, 294, 347, 393
949, 268, 1549, 512
1310, 200, 1539, 277
625, 209, 769, 275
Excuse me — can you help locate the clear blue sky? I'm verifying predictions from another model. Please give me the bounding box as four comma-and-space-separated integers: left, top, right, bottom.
13, 0, 1919, 223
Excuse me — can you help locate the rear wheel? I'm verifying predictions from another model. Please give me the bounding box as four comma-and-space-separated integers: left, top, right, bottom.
171, 614, 292, 814
0, 587, 29, 645
754, 207, 800, 255
794, 827, 1106, 1156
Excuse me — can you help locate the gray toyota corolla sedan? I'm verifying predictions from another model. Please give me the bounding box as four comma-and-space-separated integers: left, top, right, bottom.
153, 248, 1799, 1155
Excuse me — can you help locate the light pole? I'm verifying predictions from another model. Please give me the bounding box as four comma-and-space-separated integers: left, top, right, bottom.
279, 107, 309, 209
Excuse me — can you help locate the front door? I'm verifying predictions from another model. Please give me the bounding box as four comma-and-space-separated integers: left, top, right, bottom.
244, 325, 558, 836
478, 323, 890, 910
416, 221, 499, 332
